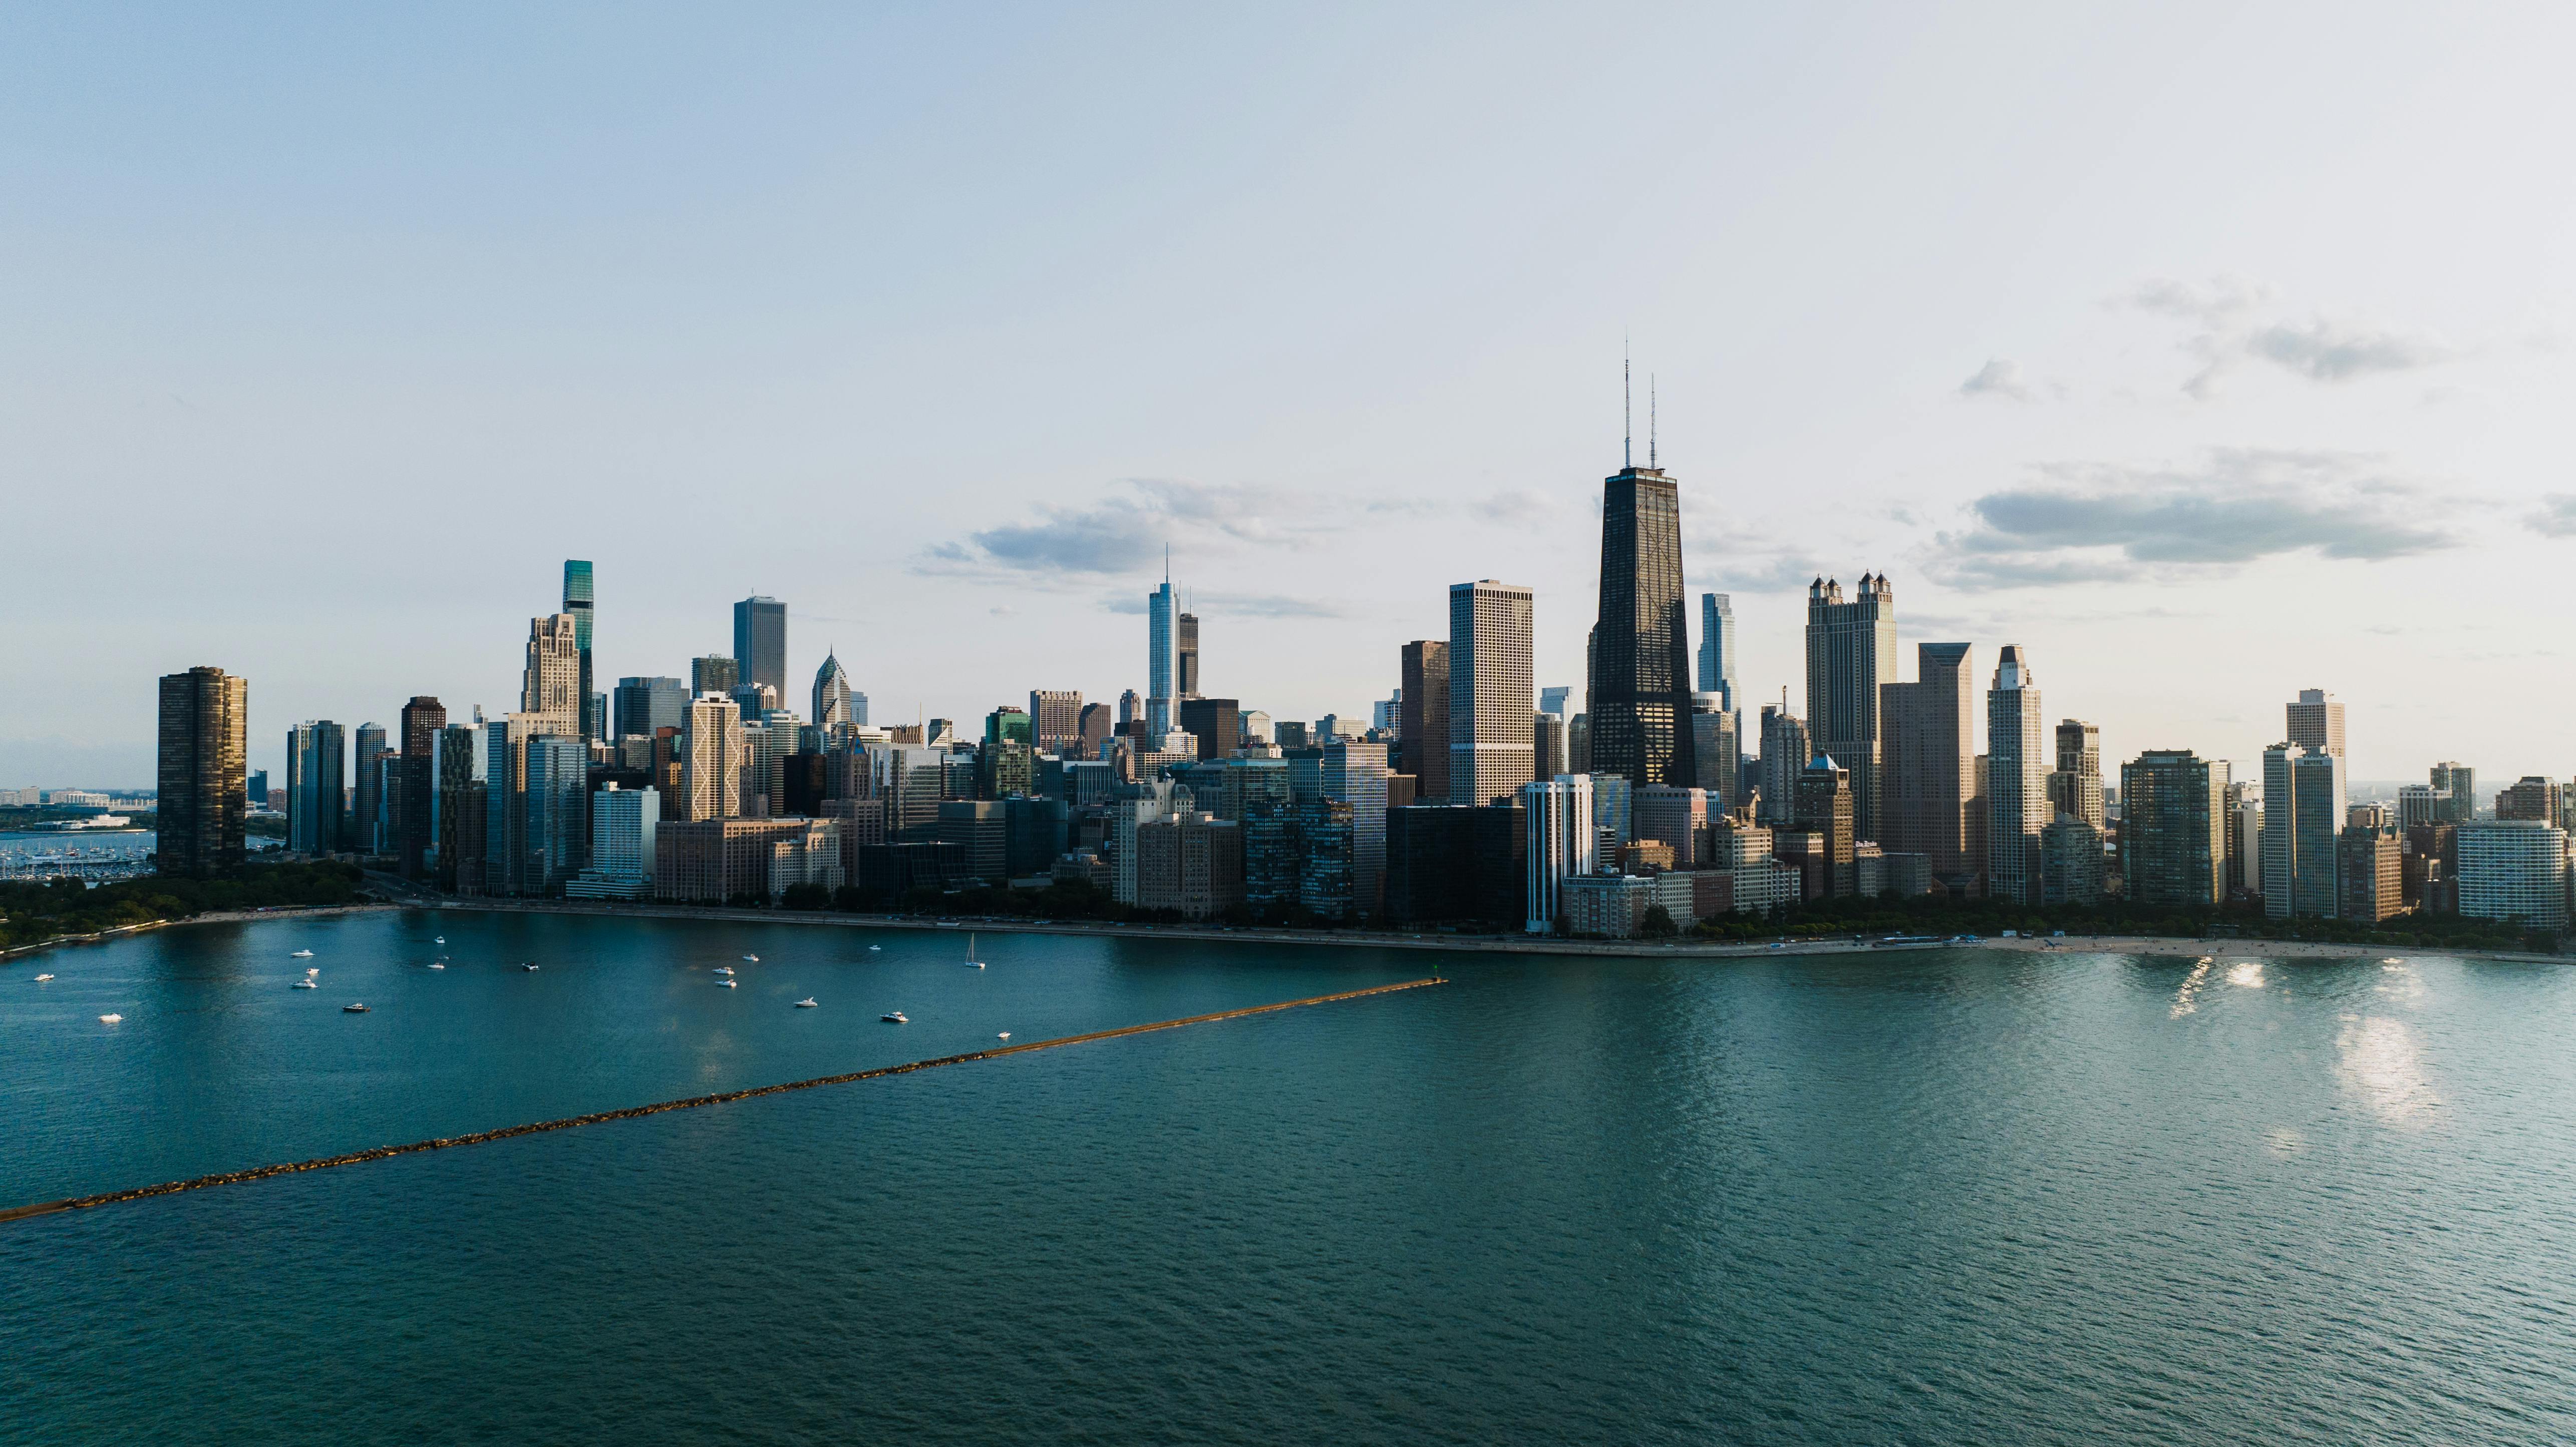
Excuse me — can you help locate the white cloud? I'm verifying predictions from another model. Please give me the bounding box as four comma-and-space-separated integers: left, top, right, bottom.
1958, 357, 2033, 401
2124, 276, 2453, 396
1929, 449, 2461, 590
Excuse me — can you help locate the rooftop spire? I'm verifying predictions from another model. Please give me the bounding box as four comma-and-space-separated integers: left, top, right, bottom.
1623, 337, 1632, 470
1650, 373, 1658, 469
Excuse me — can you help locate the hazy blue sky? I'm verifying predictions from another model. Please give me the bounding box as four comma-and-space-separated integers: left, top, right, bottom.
8, 3, 2574, 788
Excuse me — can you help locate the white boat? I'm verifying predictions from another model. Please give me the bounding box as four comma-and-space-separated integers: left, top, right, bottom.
342, 1002, 369, 1014
718, 979, 737, 988
293, 979, 318, 989
964, 933, 984, 968
521, 963, 540, 972
714, 966, 734, 975
428, 963, 445, 970
99, 1013, 122, 1024
434, 936, 445, 945
997, 1031, 1011, 1040
880, 1010, 907, 1023
795, 997, 818, 1008
743, 954, 760, 963
32, 974, 52, 982
290, 950, 313, 958
306, 967, 319, 976
867, 944, 882, 952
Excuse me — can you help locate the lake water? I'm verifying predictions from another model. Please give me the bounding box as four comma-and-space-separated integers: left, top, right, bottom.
3, 911, 2571, 1444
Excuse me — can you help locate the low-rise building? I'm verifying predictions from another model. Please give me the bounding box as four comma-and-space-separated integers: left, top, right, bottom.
1565, 873, 1654, 938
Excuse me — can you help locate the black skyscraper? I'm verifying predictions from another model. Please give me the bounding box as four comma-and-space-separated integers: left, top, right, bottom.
1589, 463, 1693, 789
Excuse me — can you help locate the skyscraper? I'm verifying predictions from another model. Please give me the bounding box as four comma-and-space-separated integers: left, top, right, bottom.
2263, 743, 2346, 918
692, 655, 739, 699
1590, 463, 1693, 789
733, 596, 787, 703
2430, 762, 2476, 823
286, 720, 347, 855
1697, 593, 1739, 711
1447, 580, 1535, 806
2048, 719, 2105, 830
353, 722, 388, 854
1879, 642, 1975, 892
1147, 570, 1177, 736
1523, 774, 1597, 933
1323, 740, 1390, 914
155, 665, 246, 877
1805, 573, 1896, 840
563, 560, 597, 742
612, 677, 687, 742
2120, 750, 2230, 906
682, 694, 746, 822
1177, 610, 1201, 698
813, 652, 856, 735
398, 695, 446, 877
521, 614, 582, 725
2286, 688, 2346, 759
1398, 640, 1450, 802
1985, 646, 2045, 905
1757, 702, 1810, 828
1029, 689, 1084, 754
1688, 694, 1737, 814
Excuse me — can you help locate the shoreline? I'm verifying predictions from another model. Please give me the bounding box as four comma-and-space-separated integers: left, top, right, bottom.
4, 895, 2566, 968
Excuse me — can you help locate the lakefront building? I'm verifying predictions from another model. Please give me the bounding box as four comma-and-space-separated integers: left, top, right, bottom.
155, 665, 248, 877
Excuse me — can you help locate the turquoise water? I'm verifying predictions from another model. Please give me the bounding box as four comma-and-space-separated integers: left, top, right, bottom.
4, 912, 2572, 1443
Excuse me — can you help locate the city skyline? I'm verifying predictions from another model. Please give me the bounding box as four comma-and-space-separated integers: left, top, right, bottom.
13, 8, 2576, 787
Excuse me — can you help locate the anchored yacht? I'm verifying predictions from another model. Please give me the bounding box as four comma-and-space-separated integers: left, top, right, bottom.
293, 979, 318, 989
343, 1003, 369, 1014
795, 997, 818, 1009
290, 950, 313, 959
880, 1010, 907, 1023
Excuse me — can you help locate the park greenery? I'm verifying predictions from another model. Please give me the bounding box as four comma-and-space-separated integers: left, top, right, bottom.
0, 862, 366, 952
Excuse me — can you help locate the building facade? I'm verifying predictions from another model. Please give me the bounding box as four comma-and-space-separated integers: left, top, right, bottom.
1523, 774, 1598, 933
733, 596, 787, 703
1399, 640, 1451, 804
1590, 465, 1695, 790
1804, 573, 1896, 840
2263, 743, 2346, 919
1697, 592, 1739, 711
2455, 821, 2568, 930
155, 665, 248, 877
1449, 580, 1536, 807
1985, 646, 2046, 906
2119, 750, 2230, 907
1879, 641, 1975, 892
287, 720, 347, 855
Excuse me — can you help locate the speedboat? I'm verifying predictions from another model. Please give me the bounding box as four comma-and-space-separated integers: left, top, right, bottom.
867, 945, 882, 952
290, 950, 313, 959
718, 978, 737, 988
714, 966, 734, 976
342, 1003, 369, 1013
520, 963, 540, 972
306, 967, 319, 976
880, 1010, 907, 1023
293, 979, 318, 989
99, 1013, 122, 1024
795, 997, 818, 1008
428, 963, 445, 970
32, 974, 52, 982
742, 954, 760, 963
434, 936, 445, 944
997, 1031, 1011, 1040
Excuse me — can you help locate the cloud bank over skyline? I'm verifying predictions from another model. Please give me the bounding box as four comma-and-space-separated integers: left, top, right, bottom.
5, 4, 2574, 787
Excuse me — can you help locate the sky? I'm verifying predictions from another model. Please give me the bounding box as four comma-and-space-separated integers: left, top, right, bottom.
7, 2, 2575, 790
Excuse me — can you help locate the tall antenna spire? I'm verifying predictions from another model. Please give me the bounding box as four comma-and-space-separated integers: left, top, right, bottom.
1650, 373, 1658, 469
1623, 338, 1632, 470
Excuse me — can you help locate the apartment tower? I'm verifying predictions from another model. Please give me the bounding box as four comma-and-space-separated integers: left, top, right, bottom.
155, 665, 247, 877
1804, 573, 1896, 840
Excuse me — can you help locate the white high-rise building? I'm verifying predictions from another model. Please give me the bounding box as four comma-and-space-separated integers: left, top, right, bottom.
813, 653, 855, 736
1524, 774, 1598, 933
566, 784, 659, 899
1448, 579, 1536, 807
682, 694, 745, 822
2456, 820, 2570, 930
521, 613, 582, 726
1985, 645, 2047, 905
